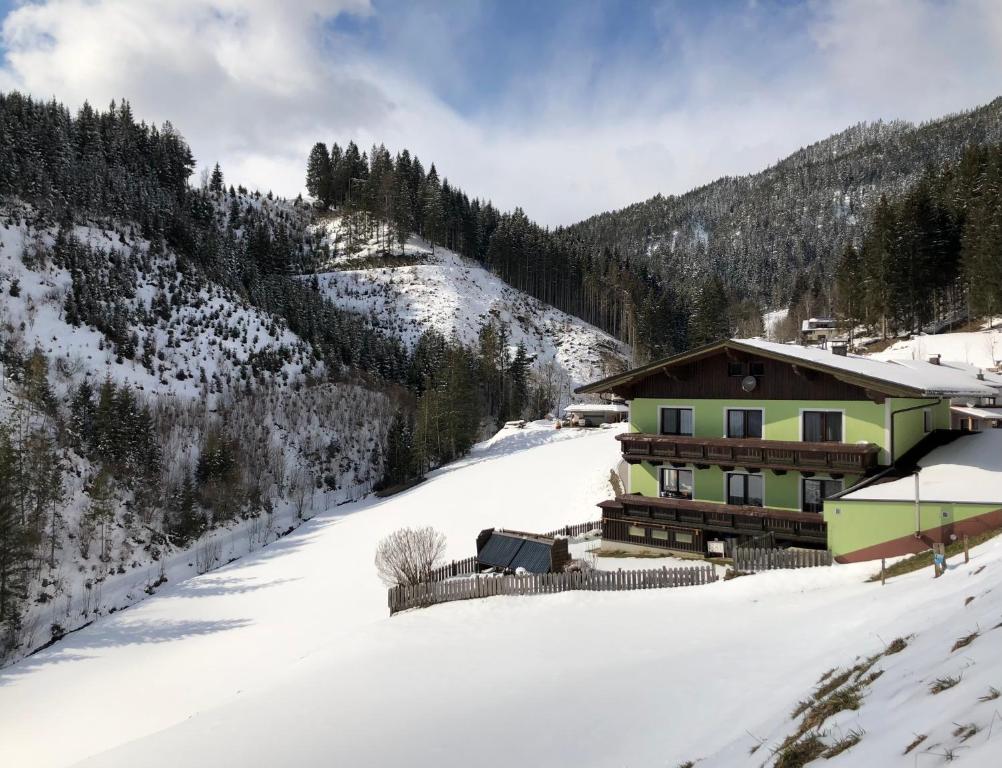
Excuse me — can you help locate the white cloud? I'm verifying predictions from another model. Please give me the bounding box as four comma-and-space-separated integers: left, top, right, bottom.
2, 0, 1001, 227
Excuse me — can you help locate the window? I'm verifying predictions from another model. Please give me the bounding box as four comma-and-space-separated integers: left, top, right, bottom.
802, 411, 843, 442
674, 531, 694, 544
726, 472, 764, 506
727, 361, 746, 377
628, 525, 646, 538
660, 407, 694, 436
802, 478, 843, 513
660, 468, 694, 499
726, 409, 763, 438
652, 529, 669, 541
749, 361, 765, 377
923, 409, 934, 433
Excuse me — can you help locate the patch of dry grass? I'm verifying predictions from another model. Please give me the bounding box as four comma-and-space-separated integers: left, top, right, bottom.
930, 675, 961, 694
903, 733, 927, 754
823, 728, 864, 759
951, 631, 979, 653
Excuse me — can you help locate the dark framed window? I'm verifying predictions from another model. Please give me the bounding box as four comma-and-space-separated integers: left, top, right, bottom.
726, 409, 763, 438
802, 411, 843, 442
727, 361, 746, 377
802, 478, 843, 513
726, 472, 764, 506
660, 407, 694, 436
660, 468, 694, 499
923, 409, 934, 433
749, 361, 766, 377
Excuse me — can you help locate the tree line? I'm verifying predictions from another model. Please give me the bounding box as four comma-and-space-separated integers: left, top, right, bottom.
833, 143, 1002, 336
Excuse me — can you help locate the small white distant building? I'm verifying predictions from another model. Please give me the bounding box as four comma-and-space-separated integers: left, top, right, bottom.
800, 318, 838, 344
563, 402, 628, 427
951, 404, 1002, 431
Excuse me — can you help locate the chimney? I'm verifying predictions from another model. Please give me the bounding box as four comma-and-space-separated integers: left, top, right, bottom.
831, 343, 848, 357
928, 354, 941, 365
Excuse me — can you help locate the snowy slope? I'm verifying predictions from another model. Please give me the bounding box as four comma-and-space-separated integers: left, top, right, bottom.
0, 202, 391, 665
0, 211, 318, 401
310, 220, 631, 391
872, 330, 1002, 371
3, 422, 1002, 768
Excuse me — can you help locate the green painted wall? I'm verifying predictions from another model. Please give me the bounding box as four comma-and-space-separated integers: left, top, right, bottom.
889, 399, 950, 461
630, 398, 886, 444
824, 498, 1000, 558
630, 461, 859, 512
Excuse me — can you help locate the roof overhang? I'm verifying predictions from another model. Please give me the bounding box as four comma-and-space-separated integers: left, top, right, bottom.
575, 339, 985, 399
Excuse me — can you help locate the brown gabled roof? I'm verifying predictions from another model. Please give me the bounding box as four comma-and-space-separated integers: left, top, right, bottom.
576, 338, 998, 399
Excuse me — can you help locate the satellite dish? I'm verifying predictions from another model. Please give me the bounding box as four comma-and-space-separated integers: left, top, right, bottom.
741, 375, 758, 392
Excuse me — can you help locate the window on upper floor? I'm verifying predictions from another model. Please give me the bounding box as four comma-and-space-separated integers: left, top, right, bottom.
660, 407, 694, 436
802, 411, 844, 442
727, 361, 746, 377
726, 409, 763, 438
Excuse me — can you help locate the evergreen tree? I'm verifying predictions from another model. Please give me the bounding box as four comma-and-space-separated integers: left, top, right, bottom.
305, 143, 333, 208
689, 275, 730, 345
209, 163, 224, 193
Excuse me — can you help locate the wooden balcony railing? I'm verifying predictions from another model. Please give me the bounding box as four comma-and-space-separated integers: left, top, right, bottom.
600, 494, 828, 545
616, 433, 880, 474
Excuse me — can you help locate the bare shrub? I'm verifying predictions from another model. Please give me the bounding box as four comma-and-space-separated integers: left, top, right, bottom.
195, 536, 222, 575
375, 527, 446, 586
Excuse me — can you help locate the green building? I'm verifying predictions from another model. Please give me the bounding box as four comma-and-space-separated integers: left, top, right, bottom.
577, 338, 1001, 562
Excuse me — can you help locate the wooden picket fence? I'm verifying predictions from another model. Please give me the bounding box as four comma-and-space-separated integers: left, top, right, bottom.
425, 556, 479, 583
422, 521, 601, 583
734, 546, 832, 572
539, 520, 602, 539
388, 564, 718, 614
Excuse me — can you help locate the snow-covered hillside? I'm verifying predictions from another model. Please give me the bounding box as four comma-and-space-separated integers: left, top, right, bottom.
0, 208, 317, 401
0, 201, 393, 665
872, 330, 1002, 371
310, 219, 631, 391
3, 422, 1001, 768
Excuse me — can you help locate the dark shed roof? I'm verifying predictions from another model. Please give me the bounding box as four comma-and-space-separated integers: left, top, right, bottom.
476, 529, 559, 574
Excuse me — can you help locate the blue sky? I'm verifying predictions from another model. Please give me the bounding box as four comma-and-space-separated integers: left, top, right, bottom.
1, 0, 1001, 225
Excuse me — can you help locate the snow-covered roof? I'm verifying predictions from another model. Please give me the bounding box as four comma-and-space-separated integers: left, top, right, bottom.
737, 339, 998, 398
801, 318, 836, 331
578, 337, 1000, 398
950, 405, 1002, 420
564, 403, 628, 414
840, 429, 1002, 503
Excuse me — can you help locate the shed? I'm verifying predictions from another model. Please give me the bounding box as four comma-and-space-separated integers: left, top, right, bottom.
563, 402, 628, 426
475, 529, 570, 574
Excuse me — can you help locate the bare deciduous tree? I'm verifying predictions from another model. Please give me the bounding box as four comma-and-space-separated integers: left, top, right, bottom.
374, 527, 446, 587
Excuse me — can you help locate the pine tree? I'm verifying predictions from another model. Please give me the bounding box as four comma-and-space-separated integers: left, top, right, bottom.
209, 163, 224, 193
689, 275, 730, 346
305, 143, 333, 208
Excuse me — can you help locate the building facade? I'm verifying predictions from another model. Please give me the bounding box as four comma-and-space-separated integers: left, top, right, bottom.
578, 339, 998, 562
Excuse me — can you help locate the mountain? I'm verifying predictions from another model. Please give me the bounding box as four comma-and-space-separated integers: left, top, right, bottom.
310, 215, 629, 391
0, 92, 630, 664
560, 97, 1002, 344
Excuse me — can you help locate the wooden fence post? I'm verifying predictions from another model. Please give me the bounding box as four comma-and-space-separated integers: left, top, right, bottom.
963, 535, 970, 564
880, 558, 886, 586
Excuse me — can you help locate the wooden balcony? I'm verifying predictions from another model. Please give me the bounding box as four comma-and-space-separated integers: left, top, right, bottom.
600, 494, 828, 546
616, 433, 880, 475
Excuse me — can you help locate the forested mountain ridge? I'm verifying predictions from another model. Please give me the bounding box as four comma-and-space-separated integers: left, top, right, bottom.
563, 97, 1002, 342
0, 91, 623, 664
302, 97, 1002, 361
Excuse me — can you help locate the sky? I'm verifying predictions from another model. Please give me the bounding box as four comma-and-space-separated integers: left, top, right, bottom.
1, 0, 1001, 227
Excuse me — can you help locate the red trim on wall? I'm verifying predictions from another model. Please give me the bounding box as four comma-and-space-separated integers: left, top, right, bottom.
835, 507, 1002, 563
